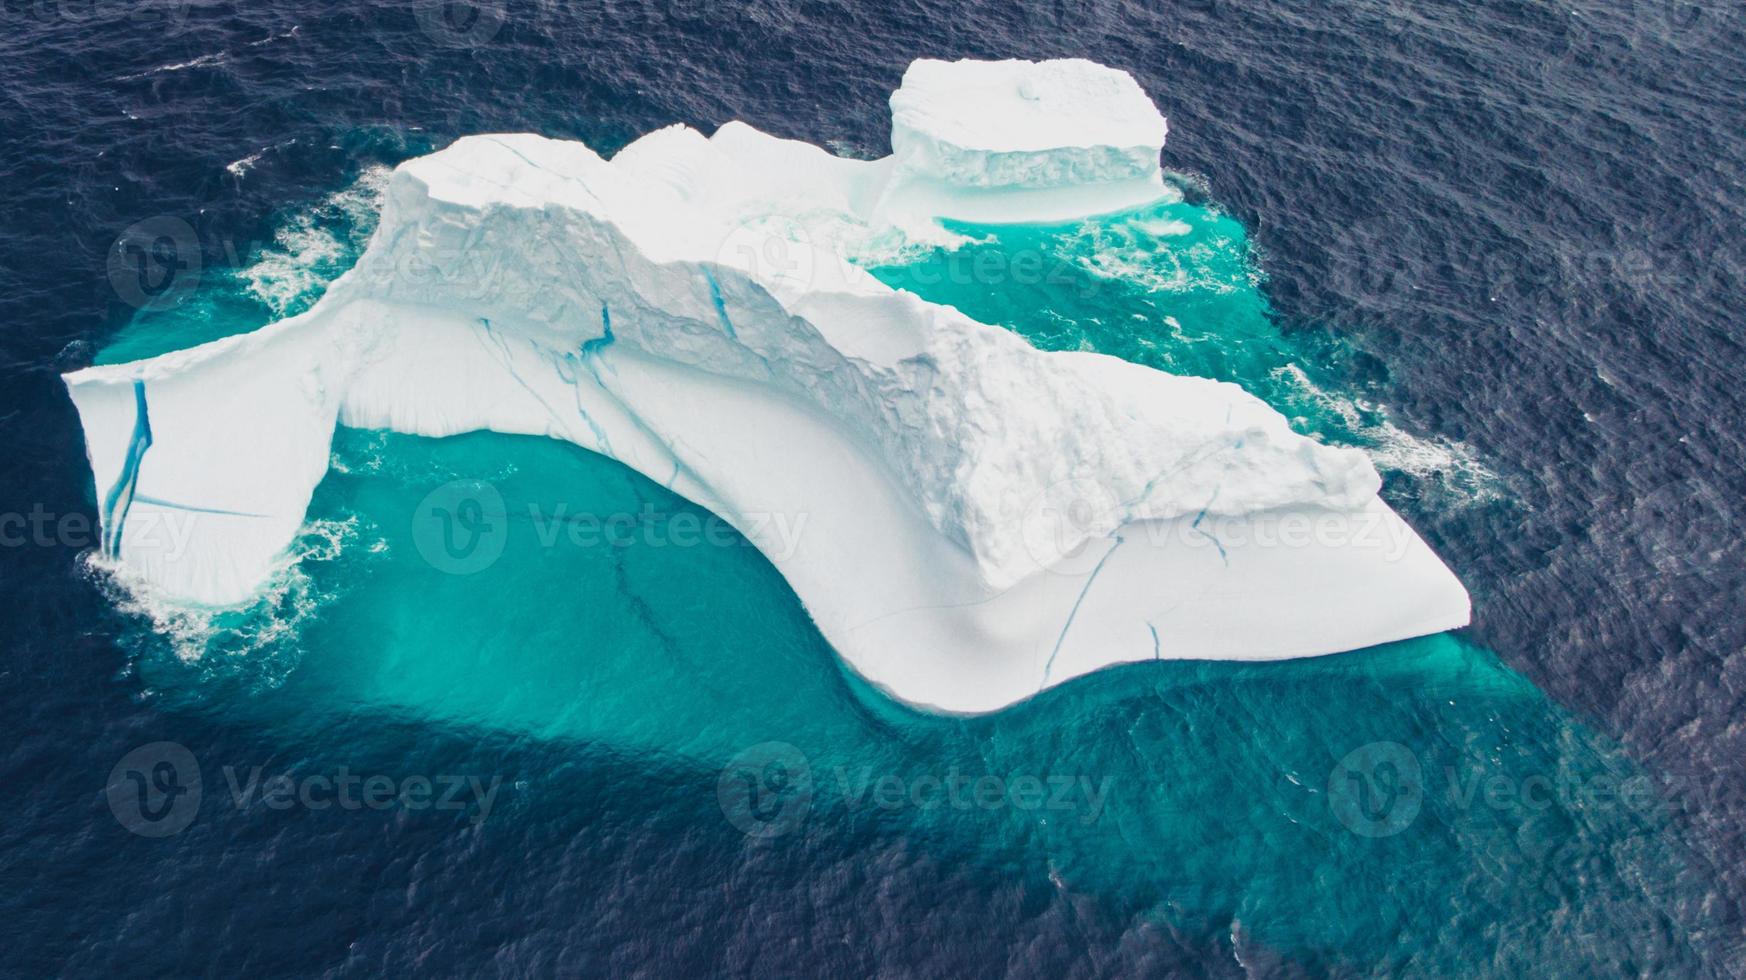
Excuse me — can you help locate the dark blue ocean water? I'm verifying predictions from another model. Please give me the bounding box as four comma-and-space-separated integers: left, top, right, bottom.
3, 0, 1744, 975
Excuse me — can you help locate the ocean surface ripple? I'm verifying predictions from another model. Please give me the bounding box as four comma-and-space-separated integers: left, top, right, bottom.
1, 0, 1743, 974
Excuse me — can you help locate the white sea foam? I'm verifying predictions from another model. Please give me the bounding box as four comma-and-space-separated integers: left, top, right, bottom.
1067, 209, 1251, 296
226, 151, 263, 178
247, 26, 300, 46
86, 515, 364, 675
1272, 364, 1502, 503
118, 52, 227, 80
239, 165, 390, 315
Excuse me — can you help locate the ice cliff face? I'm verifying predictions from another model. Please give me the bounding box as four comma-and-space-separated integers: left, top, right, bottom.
888, 58, 1168, 188
64, 58, 1470, 713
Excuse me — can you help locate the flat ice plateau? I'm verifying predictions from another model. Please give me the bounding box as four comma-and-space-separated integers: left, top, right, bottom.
65, 58, 1470, 713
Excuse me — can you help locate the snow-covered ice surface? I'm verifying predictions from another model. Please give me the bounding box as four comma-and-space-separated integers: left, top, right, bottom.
65, 58, 1469, 713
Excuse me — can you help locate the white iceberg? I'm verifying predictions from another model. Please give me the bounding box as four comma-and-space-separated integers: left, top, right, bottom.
65, 58, 1469, 713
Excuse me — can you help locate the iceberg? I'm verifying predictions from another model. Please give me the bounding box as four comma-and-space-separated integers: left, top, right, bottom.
64, 58, 1469, 713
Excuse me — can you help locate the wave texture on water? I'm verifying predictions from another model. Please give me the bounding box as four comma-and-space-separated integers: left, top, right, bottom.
3, 0, 1744, 973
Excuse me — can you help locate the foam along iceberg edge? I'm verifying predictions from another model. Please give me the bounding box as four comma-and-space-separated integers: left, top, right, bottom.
65, 58, 1470, 714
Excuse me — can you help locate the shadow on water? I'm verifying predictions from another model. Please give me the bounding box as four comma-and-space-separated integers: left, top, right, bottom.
118, 426, 1716, 975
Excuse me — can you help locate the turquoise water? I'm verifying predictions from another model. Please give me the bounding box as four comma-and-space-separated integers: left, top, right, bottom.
109, 190, 1713, 971
95, 167, 385, 365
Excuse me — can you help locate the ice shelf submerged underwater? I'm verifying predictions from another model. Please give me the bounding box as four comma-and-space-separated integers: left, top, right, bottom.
65, 57, 1470, 714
